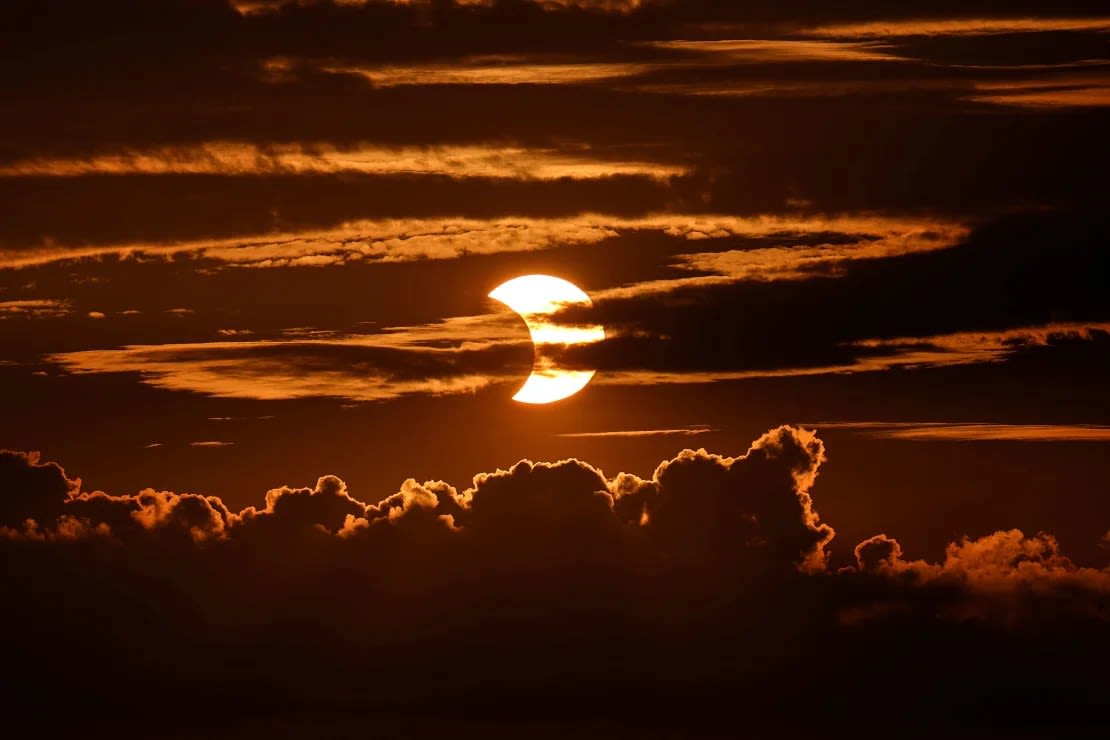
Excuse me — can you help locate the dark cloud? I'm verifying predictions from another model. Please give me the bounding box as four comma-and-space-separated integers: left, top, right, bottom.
2, 427, 1107, 734
560, 207, 1110, 377
0, 450, 77, 528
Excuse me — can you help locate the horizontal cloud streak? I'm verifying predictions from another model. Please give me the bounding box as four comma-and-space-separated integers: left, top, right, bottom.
0, 299, 70, 319
802, 17, 1110, 38
0, 141, 687, 181
555, 425, 716, 438
644, 39, 904, 63
0, 213, 965, 270
808, 422, 1110, 442
44, 320, 1110, 402
319, 56, 656, 87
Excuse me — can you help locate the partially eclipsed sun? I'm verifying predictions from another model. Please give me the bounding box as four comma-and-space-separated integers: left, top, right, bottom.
489, 275, 605, 404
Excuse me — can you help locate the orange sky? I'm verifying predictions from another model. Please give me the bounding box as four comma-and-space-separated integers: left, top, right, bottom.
1, 2, 1108, 733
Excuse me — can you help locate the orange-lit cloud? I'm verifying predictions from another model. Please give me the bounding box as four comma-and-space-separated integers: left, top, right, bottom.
855, 529, 1110, 605
668, 226, 967, 283
0, 141, 686, 180
555, 425, 716, 438
317, 40, 902, 89
644, 39, 904, 63
320, 57, 656, 86
0, 213, 964, 270
807, 422, 1110, 442
849, 322, 1110, 368
0, 299, 70, 319
234, 0, 652, 14
44, 320, 1110, 402
596, 322, 1110, 387
47, 339, 512, 402
969, 74, 1110, 108
802, 17, 1110, 38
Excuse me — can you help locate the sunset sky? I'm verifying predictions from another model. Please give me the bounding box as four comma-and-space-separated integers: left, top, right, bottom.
2, 1, 1108, 736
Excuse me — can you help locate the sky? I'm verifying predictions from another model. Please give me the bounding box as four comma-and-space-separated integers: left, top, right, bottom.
2, 1, 1109, 736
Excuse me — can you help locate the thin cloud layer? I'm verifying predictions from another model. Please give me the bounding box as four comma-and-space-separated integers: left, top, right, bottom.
556, 425, 716, 438
808, 422, 1110, 442
0, 299, 70, 319
0, 141, 687, 180
802, 17, 1110, 38
0, 212, 965, 270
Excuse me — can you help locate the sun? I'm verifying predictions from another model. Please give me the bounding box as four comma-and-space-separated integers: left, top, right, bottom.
488, 275, 605, 404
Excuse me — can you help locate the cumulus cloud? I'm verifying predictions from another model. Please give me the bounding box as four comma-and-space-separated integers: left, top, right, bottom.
853, 529, 1110, 624
2, 427, 1108, 732
1, 427, 834, 571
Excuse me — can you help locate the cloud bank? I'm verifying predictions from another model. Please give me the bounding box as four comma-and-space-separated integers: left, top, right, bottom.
2, 427, 1107, 734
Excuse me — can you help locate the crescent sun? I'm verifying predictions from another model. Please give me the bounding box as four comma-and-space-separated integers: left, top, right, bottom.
488, 274, 605, 404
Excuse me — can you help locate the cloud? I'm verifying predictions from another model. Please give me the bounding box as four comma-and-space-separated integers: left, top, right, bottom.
45, 318, 529, 401
0, 211, 963, 271
806, 422, 1110, 442
854, 529, 1110, 622
661, 223, 968, 284
555, 425, 716, 438
584, 321, 1110, 389
232, 0, 654, 14
802, 17, 1110, 38
2, 426, 835, 576
318, 39, 904, 90
2, 427, 1108, 731
0, 299, 70, 319
968, 74, 1110, 108
644, 39, 905, 63
321, 56, 658, 87
0, 141, 687, 180
43, 314, 1110, 403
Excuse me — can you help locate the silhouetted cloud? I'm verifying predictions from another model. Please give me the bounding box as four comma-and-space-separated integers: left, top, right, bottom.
2, 428, 1108, 733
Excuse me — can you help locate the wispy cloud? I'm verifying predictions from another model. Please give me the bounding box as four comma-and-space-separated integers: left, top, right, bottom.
849, 322, 1110, 369
234, 0, 650, 15
596, 322, 1110, 386
669, 227, 966, 283
318, 57, 655, 87
645, 39, 904, 63
801, 17, 1110, 39
312, 39, 902, 91
46, 323, 525, 402
0, 213, 964, 271
189, 441, 236, 448
0, 141, 686, 181
45, 320, 1110, 403
805, 422, 1110, 442
969, 74, 1110, 108
0, 299, 70, 319
556, 425, 716, 438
